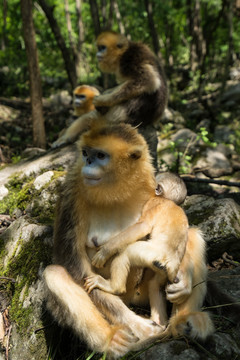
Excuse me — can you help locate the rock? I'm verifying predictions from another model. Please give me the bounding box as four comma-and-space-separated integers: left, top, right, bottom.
139, 340, 201, 360
0, 217, 52, 360
33, 171, 54, 190
0, 185, 8, 200
214, 125, 235, 143
220, 83, 240, 103
161, 108, 186, 129
184, 195, 240, 260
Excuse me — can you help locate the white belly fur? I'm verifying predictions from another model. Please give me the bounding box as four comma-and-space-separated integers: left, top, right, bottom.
86, 206, 142, 248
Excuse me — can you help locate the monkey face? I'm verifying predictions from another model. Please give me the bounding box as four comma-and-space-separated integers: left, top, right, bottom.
96, 31, 128, 73
96, 45, 107, 62
81, 146, 111, 186
74, 94, 86, 107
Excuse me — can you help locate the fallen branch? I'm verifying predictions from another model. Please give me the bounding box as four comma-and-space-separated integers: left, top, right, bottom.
181, 175, 240, 188
0, 97, 31, 110
222, 252, 240, 267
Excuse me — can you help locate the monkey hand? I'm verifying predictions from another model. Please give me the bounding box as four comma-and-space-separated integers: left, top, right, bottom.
84, 275, 102, 293
51, 134, 71, 149
166, 270, 192, 305
91, 246, 112, 268
93, 93, 115, 107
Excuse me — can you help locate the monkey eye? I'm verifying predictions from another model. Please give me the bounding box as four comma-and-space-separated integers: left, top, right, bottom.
98, 45, 106, 52
82, 149, 88, 157
97, 152, 106, 160
76, 94, 86, 100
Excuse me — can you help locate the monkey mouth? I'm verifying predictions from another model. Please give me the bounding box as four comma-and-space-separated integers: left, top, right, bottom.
84, 176, 102, 185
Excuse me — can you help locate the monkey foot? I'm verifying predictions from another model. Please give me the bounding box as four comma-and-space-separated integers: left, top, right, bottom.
129, 315, 165, 341
107, 327, 138, 359
170, 311, 214, 340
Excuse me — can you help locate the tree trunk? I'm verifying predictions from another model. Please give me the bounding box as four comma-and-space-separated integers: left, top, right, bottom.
113, 1, 125, 35
221, 0, 234, 91
144, 0, 163, 62
101, 0, 107, 27
187, 0, 205, 72
20, 0, 46, 149
38, 0, 77, 90
89, 0, 101, 37
1, 0, 7, 51
75, 0, 84, 78
64, 0, 74, 51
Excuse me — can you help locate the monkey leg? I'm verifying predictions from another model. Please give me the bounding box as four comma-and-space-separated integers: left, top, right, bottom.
148, 274, 168, 328
89, 241, 168, 296
43, 265, 139, 357
169, 270, 214, 340
90, 288, 166, 345
167, 228, 215, 340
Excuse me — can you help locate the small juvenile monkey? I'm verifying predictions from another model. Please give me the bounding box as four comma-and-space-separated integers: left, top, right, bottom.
52, 31, 167, 168
155, 172, 187, 205
84, 172, 188, 326
84, 192, 189, 327
73, 85, 100, 117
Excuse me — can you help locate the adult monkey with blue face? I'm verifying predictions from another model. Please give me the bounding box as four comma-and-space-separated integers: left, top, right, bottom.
52, 31, 167, 168
44, 121, 214, 359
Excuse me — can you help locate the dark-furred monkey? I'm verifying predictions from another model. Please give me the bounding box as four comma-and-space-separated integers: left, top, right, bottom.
44, 121, 213, 359
52, 31, 167, 167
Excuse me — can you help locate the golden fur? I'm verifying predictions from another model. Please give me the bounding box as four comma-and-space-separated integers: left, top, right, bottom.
52, 31, 167, 149
44, 123, 214, 359
73, 85, 100, 116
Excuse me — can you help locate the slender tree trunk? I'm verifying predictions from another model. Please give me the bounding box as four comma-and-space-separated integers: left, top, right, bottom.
1, 0, 7, 50
221, 0, 234, 91
113, 1, 125, 35
75, 0, 84, 78
107, 0, 114, 29
38, 0, 77, 90
101, 0, 107, 27
187, 0, 205, 72
64, 0, 74, 50
20, 0, 46, 149
89, 0, 101, 36
144, 0, 163, 62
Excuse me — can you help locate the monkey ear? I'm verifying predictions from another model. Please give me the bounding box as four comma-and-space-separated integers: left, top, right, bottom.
155, 184, 163, 196
129, 149, 142, 160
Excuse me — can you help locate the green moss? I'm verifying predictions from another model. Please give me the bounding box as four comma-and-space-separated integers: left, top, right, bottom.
187, 207, 214, 226
0, 170, 65, 219
0, 174, 34, 215
2, 233, 52, 333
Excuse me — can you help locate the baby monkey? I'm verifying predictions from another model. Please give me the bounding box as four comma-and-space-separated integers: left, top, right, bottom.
84, 173, 188, 326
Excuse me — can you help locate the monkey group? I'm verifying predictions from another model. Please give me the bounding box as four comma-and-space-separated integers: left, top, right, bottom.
44, 31, 216, 358
52, 31, 167, 168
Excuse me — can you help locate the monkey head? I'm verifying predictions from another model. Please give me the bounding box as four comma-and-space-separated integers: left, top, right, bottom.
155, 172, 187, 205
77, 122, 155, 204
73, 85, 100, 116
96, 31, 129, 74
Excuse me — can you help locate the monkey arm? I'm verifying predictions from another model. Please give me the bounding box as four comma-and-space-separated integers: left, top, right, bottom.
91, 220, 152, 268
93, 82, 143, 107
51, 110, 98, 148
93, 65, 159, 108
